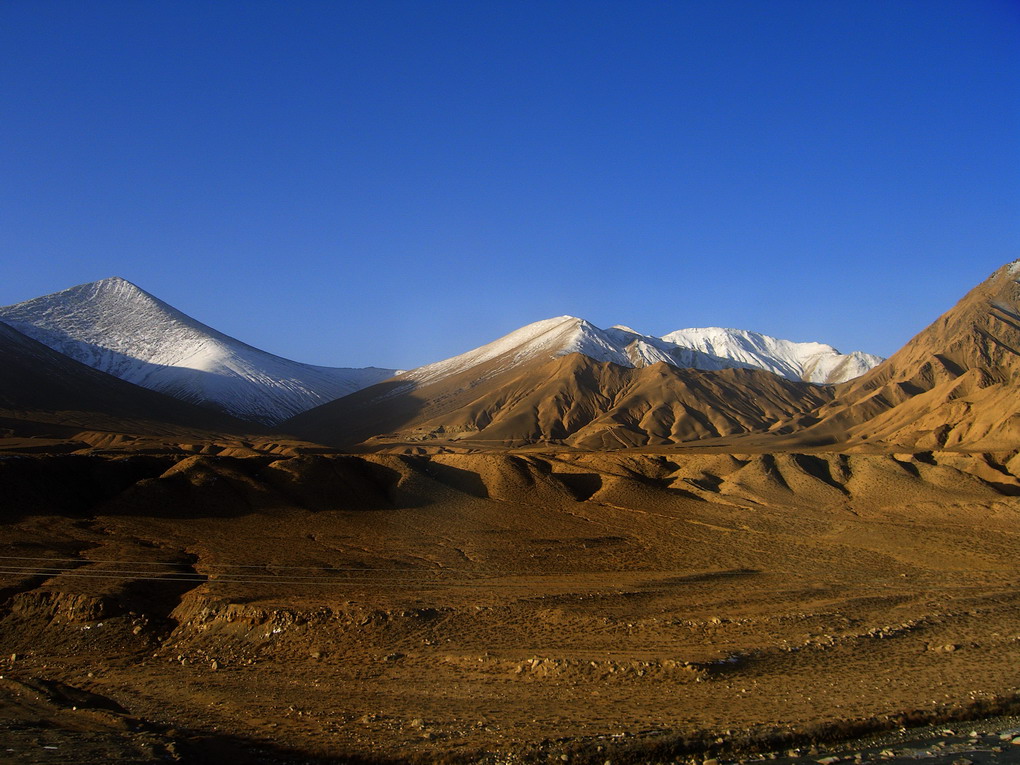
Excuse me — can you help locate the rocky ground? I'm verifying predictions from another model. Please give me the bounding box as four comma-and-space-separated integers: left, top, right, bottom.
1, 449, 1019, 763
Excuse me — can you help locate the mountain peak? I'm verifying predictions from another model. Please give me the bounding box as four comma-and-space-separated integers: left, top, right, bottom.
785, 260, 1020, 449
62, 275, 149, 297
1003, 259, 1020, 277
400, 315, 882, 389
0, 279, 396, 424
7, 277, 172, 329
89, 275, 153, 297
659, 326, 880, 383
94, 275, 137, 287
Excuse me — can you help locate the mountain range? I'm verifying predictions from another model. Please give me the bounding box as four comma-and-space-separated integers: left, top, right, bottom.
396, 314, 881, 388
1, 262, 1017, 453
283, 321, 841, 449
0, 277, 880, 426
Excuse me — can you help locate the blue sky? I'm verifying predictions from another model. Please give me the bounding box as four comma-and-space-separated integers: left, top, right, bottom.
2, 1, 1018, 369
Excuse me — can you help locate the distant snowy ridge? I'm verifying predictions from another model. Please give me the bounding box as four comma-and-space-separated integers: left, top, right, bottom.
659, 326, 883, 384
0, 277, 396, 424
404, 316, 882, 387
1, 280, 883, 426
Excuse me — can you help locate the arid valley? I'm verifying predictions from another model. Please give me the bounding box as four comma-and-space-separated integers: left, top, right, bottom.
1, 264, 1019, 763
3, 447, 1020, 764
6, 1, 1018, 760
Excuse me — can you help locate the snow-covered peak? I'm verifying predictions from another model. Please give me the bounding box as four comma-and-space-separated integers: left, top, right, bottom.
88, 276, 141, 292
0, 278, 397, 424
404, 316, 616, 385
2, 278, 884, 423
403, 317, 883, 388
660, 326, 882, 383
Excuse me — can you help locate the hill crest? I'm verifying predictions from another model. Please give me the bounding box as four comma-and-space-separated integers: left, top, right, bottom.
0, 277, 397, 425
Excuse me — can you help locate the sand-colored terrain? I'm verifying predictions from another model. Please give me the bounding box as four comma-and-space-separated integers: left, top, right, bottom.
278, 264, 1020, 458
2, 448, 1019, 763
284, 350, 834, 451
2, 264, 1020, 762
773, 264, 1020, 452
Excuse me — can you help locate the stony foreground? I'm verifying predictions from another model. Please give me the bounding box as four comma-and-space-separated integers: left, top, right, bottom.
1, 449, 1019, 763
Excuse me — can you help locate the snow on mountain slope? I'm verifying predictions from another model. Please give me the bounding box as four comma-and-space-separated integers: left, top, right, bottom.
404, 316, 882, 388
404, 316, 632, 385
0, 278, 396, 425
0, 318, 254, 434
660, 327, 884, 384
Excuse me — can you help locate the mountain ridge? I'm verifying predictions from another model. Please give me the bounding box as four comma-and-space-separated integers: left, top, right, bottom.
0, 277, 397, 425
284, 350, 834, 450
0, 318, 258, 438
0, 262, 1016, 452
402, 314, 882, 390
1, 278, 883, 430
282, 260, 1020, 453
769, 260, 1020, 450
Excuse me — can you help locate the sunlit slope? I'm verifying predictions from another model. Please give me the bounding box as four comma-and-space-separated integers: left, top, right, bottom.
0, 319, 255, 437
778, 261, 1020, 450
285, 352, 831, 449
401, 315, 880, 388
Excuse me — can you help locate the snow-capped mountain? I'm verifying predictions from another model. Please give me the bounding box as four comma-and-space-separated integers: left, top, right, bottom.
0, 278, 397, 425
0, 318, 254, 434
658, 327, 882, 383
403, 315, 882, 387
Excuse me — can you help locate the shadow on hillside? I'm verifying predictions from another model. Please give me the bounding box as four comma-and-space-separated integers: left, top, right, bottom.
276, 379, 427, 449
415, 459, 490, 498
0, 452, 421, 522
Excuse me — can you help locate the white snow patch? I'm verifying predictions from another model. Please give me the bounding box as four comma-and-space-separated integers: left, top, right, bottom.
660, 326, 883, 384
401, 316, 883, 388
0, 277, 397, 424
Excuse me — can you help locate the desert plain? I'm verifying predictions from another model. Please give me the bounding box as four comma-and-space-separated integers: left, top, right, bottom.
1, 445, 1019, 764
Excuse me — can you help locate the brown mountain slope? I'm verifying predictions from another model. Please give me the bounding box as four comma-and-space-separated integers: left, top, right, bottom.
776, 261, 1020, 450
0, 320, 259, 442
284, 351, 832, 450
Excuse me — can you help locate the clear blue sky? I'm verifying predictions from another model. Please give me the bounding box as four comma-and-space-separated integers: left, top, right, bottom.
2, 1, 1018, 369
